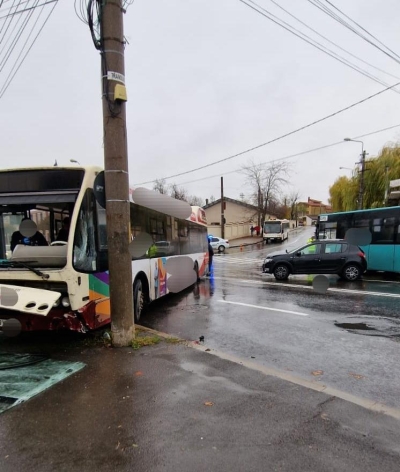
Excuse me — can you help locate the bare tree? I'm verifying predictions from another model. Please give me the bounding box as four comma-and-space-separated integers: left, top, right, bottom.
284, 190, 301, 222
153, 178, 168, 194
170, 183, 188, 201
188, 195, 205, 207
241, 159, 290, 225
153, 179, 204, 206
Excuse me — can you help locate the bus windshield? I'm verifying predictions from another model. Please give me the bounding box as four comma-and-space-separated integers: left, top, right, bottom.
0, 168, 84, 263
264, 222, 282, 233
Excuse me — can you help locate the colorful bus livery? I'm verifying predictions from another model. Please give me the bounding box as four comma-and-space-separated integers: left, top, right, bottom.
263, 219, 290, 243
0, 166, 208, 332
317, 206, 400, 273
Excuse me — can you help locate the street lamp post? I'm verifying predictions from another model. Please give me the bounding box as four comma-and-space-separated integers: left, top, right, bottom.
344, 138, 366, 210
339, 166, 353, 175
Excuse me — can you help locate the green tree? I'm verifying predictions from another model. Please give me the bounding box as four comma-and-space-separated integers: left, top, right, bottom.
329, 176, 357, 211
329, 144, 400, 210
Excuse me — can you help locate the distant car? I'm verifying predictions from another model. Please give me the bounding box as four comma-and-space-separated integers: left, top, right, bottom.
262, 239, 367, 281
209, 237, 229, 253
155, 241, 172, 255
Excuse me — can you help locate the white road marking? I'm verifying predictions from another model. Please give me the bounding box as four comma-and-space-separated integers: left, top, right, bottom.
218, 299, 309, 316
214, 256, 261, 262
211, 276, 400, 299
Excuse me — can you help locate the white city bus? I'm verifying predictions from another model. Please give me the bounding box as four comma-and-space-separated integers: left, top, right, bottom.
263, 219, 290, 243
0, 166, 208, 333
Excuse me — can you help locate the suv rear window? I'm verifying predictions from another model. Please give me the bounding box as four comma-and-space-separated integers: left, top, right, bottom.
324, 243, 348, 254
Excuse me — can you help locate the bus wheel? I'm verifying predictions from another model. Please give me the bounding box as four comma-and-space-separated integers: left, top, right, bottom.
134, 279, 145, 323
194, 261, 200, 282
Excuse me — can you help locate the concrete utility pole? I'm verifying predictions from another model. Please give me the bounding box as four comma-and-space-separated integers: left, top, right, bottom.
101, 0, 134, 346
220, 177, 225, 238
344, 138, 366, 210
358, 150, 366, 210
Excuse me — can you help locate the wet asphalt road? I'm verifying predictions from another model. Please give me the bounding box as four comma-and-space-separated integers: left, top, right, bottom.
141, 228, 400, 411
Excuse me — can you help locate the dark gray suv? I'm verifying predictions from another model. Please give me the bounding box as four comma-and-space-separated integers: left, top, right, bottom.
262, 240, 367, 281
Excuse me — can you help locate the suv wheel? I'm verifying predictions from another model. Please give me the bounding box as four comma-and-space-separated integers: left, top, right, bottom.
273, 264, 289, 280
218, 245, 225, 253
342, 264, 361, 281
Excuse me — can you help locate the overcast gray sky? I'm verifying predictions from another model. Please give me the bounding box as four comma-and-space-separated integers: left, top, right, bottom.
1, 0, 400, 205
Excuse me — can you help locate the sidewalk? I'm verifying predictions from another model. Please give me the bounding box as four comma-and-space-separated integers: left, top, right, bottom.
0, 329, 400, 472
229, 227, 304, 248
229, 235, 263, 248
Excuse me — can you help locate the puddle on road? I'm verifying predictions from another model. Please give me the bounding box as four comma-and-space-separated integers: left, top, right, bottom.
334, 317, 400, 340
335, 322, 376, 331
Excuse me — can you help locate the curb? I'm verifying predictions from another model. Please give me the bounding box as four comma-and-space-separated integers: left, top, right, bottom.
229, 239, 263, 249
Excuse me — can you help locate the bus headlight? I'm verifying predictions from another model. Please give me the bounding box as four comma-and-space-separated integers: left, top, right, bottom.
61, 297, 70, 308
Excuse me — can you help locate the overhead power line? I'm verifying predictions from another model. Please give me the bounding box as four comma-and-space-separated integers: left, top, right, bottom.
134, 80, 400, 185
239, 0, 400, 93
0, 1, 57, 21
175, 123, 400, 186
0, 0, 58, 98
266, 0, 400, 80
306, 0, 400, 65
323, 0, 400, 61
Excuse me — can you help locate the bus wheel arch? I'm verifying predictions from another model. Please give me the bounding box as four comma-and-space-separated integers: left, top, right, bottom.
194, 261, 200, 282
133, 273, 149, 323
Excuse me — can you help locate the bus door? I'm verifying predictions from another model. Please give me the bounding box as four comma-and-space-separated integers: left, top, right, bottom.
394, 245, 400, 273
393, 222, 400, 273
368, 217, 396, 272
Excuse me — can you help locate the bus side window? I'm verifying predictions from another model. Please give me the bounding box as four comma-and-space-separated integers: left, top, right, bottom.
372, 217, 395, 244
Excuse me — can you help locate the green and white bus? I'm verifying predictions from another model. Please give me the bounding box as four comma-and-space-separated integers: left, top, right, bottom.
317, 206, 400, 273
0, 166, 208, 333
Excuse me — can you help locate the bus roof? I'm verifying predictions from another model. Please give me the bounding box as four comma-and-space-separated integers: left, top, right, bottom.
188, 206, 207, 226
319, 205, 400, 218
0, 166, 205, 222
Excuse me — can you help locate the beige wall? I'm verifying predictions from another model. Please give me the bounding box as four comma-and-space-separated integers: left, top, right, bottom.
205, 201, 258, 226
207, 223, 252, 240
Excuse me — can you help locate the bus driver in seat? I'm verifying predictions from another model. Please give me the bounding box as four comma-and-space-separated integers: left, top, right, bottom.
56, 217, 70, 242
10, 217, 48, 252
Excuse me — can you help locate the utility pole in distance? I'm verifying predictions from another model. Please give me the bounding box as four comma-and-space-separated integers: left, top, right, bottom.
221, 177, 225, 239
101, 0, 134, 346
